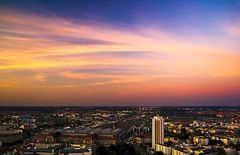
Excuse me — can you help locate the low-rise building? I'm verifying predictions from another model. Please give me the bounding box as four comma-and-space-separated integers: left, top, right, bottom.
0, 130, 23, 146
60, 147, 92, 155
135, 135, 151, 144
193, 136, 209, 145
172, 148, 191, 155
224, 147, 237, 155
23, 144, 61, 155
33, 128, 126, 146
155, 144, 172, 155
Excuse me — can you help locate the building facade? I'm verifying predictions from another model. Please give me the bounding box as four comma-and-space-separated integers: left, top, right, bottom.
155, 144, 172, 155
152, 116, 164, 149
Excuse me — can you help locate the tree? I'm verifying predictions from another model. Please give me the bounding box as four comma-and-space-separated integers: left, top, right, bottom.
180, 128, 190, 139
153, 151, 164, 155
166, 141, 173, 147
96, 145, 108, 155
208, 139, 224, 145
53, 132, 62, 143
194, 129, 203, 136
216, 148, 226, 155
95, 144, 141, 155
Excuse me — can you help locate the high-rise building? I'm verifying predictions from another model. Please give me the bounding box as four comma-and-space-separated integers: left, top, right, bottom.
152, 115, 164, 149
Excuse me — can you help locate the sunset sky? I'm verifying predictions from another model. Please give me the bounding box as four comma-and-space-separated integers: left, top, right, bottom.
0, 0, 240, 106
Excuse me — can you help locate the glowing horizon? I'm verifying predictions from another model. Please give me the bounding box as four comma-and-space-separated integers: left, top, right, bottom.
0, 0, 240, 106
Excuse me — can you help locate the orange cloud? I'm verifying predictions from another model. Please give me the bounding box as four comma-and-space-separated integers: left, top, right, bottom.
33, 73, 46, 82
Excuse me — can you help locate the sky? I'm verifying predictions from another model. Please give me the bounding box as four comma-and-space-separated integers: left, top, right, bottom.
0, 0, 240, 106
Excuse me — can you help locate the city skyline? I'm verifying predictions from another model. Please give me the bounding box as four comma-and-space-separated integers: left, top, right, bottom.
0, 0, 240, 106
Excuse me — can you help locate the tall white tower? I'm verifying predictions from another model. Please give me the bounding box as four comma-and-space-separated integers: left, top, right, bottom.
152, 115, 164, 149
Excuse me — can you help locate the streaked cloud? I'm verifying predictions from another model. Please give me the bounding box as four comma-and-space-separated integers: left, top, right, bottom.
0, 8, 239, 106
225, 22, 240, 37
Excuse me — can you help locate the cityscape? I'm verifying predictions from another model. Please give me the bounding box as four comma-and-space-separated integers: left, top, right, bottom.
0, 0, 240, 155
0, 106, 240, 154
